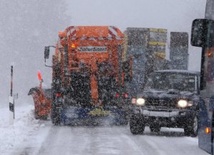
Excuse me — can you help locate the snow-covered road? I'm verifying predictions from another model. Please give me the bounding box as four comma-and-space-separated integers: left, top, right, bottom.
11, 123, 208, 155
0, 104, 209, 155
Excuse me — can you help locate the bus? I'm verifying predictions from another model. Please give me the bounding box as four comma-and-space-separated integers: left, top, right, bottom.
191, 0, 214, 154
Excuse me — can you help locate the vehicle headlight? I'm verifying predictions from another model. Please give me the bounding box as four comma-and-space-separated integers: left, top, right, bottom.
177, 99, 193, 108
136, 98, 145, 106
178, 100, 188, 108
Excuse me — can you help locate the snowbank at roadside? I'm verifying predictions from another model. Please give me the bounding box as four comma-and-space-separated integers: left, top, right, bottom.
0, 104, 39, 154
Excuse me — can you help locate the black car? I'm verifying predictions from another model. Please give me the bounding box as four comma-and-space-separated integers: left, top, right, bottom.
129, 70, 200, 136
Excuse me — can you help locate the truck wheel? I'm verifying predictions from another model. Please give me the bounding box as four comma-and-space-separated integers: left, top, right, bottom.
40, 115, 48, 120
51, 107, 61, 125
150, 125, 161, 133
117, 112, 128, 125
129, 114, 145, 135
34, 111, 39, 119
117, 119, 128, 125
184, 115, 198, 137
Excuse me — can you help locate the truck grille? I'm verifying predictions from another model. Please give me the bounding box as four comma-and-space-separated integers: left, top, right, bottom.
145, 98, 178, 109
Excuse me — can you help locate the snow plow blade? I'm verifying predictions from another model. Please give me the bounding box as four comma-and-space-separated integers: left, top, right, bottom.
28, 87, 52, 119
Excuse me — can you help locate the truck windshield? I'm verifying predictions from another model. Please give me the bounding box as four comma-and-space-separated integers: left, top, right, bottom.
145, 72, 196, 92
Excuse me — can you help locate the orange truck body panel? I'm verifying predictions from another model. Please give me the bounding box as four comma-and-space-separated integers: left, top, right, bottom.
54, 26, 125, 104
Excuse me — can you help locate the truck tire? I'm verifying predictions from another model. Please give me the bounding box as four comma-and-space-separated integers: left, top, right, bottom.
129, 114, 145, 135
116, 118, 128, 126
121, 119, 129, 125
116, 111, 128, 125
184, 115, 198, 137
34, 110, 39, 119
150, 125, 161, 133
51, 107, 61, 125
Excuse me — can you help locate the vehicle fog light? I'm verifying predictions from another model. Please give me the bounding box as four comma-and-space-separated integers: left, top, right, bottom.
132, 98, 136, 104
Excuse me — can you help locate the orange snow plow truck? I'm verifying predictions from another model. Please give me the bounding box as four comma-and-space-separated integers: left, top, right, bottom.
43, 26, 132, 125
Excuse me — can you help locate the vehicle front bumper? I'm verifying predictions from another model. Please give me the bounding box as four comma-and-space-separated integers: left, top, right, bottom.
131, 106, 196, 127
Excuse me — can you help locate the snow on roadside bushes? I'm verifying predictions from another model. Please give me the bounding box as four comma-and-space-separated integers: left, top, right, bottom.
0, 104, 40, 154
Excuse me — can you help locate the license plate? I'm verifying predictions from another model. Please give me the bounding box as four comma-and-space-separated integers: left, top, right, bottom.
88, 108, 110, 116
143, 110, 179, 117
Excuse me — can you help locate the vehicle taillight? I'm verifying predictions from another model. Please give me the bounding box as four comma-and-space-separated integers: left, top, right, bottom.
205, 127, 211, 134
123, 93, 128, 98
71, 43, 76, 49
115, 93, 120, 98
55, 93, 62, 97
115, 93, 129, 98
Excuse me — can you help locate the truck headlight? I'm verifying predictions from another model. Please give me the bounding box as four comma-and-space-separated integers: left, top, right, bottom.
136, 98, 145, 106
177, 99, 193, 108
178, 100, 188, 108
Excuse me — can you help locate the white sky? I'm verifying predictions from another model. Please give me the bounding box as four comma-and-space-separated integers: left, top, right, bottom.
66, 0, 206, 71
66, 0, 206, 32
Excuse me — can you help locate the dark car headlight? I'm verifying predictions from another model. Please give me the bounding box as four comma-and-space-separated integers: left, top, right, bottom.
177, 99, 193, 108
131, 97, 146, 106
136, 98, 146, 106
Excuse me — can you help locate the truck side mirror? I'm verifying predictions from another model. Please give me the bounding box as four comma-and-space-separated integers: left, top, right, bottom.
44, 46, 50, 59
191, 19, 214, 47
